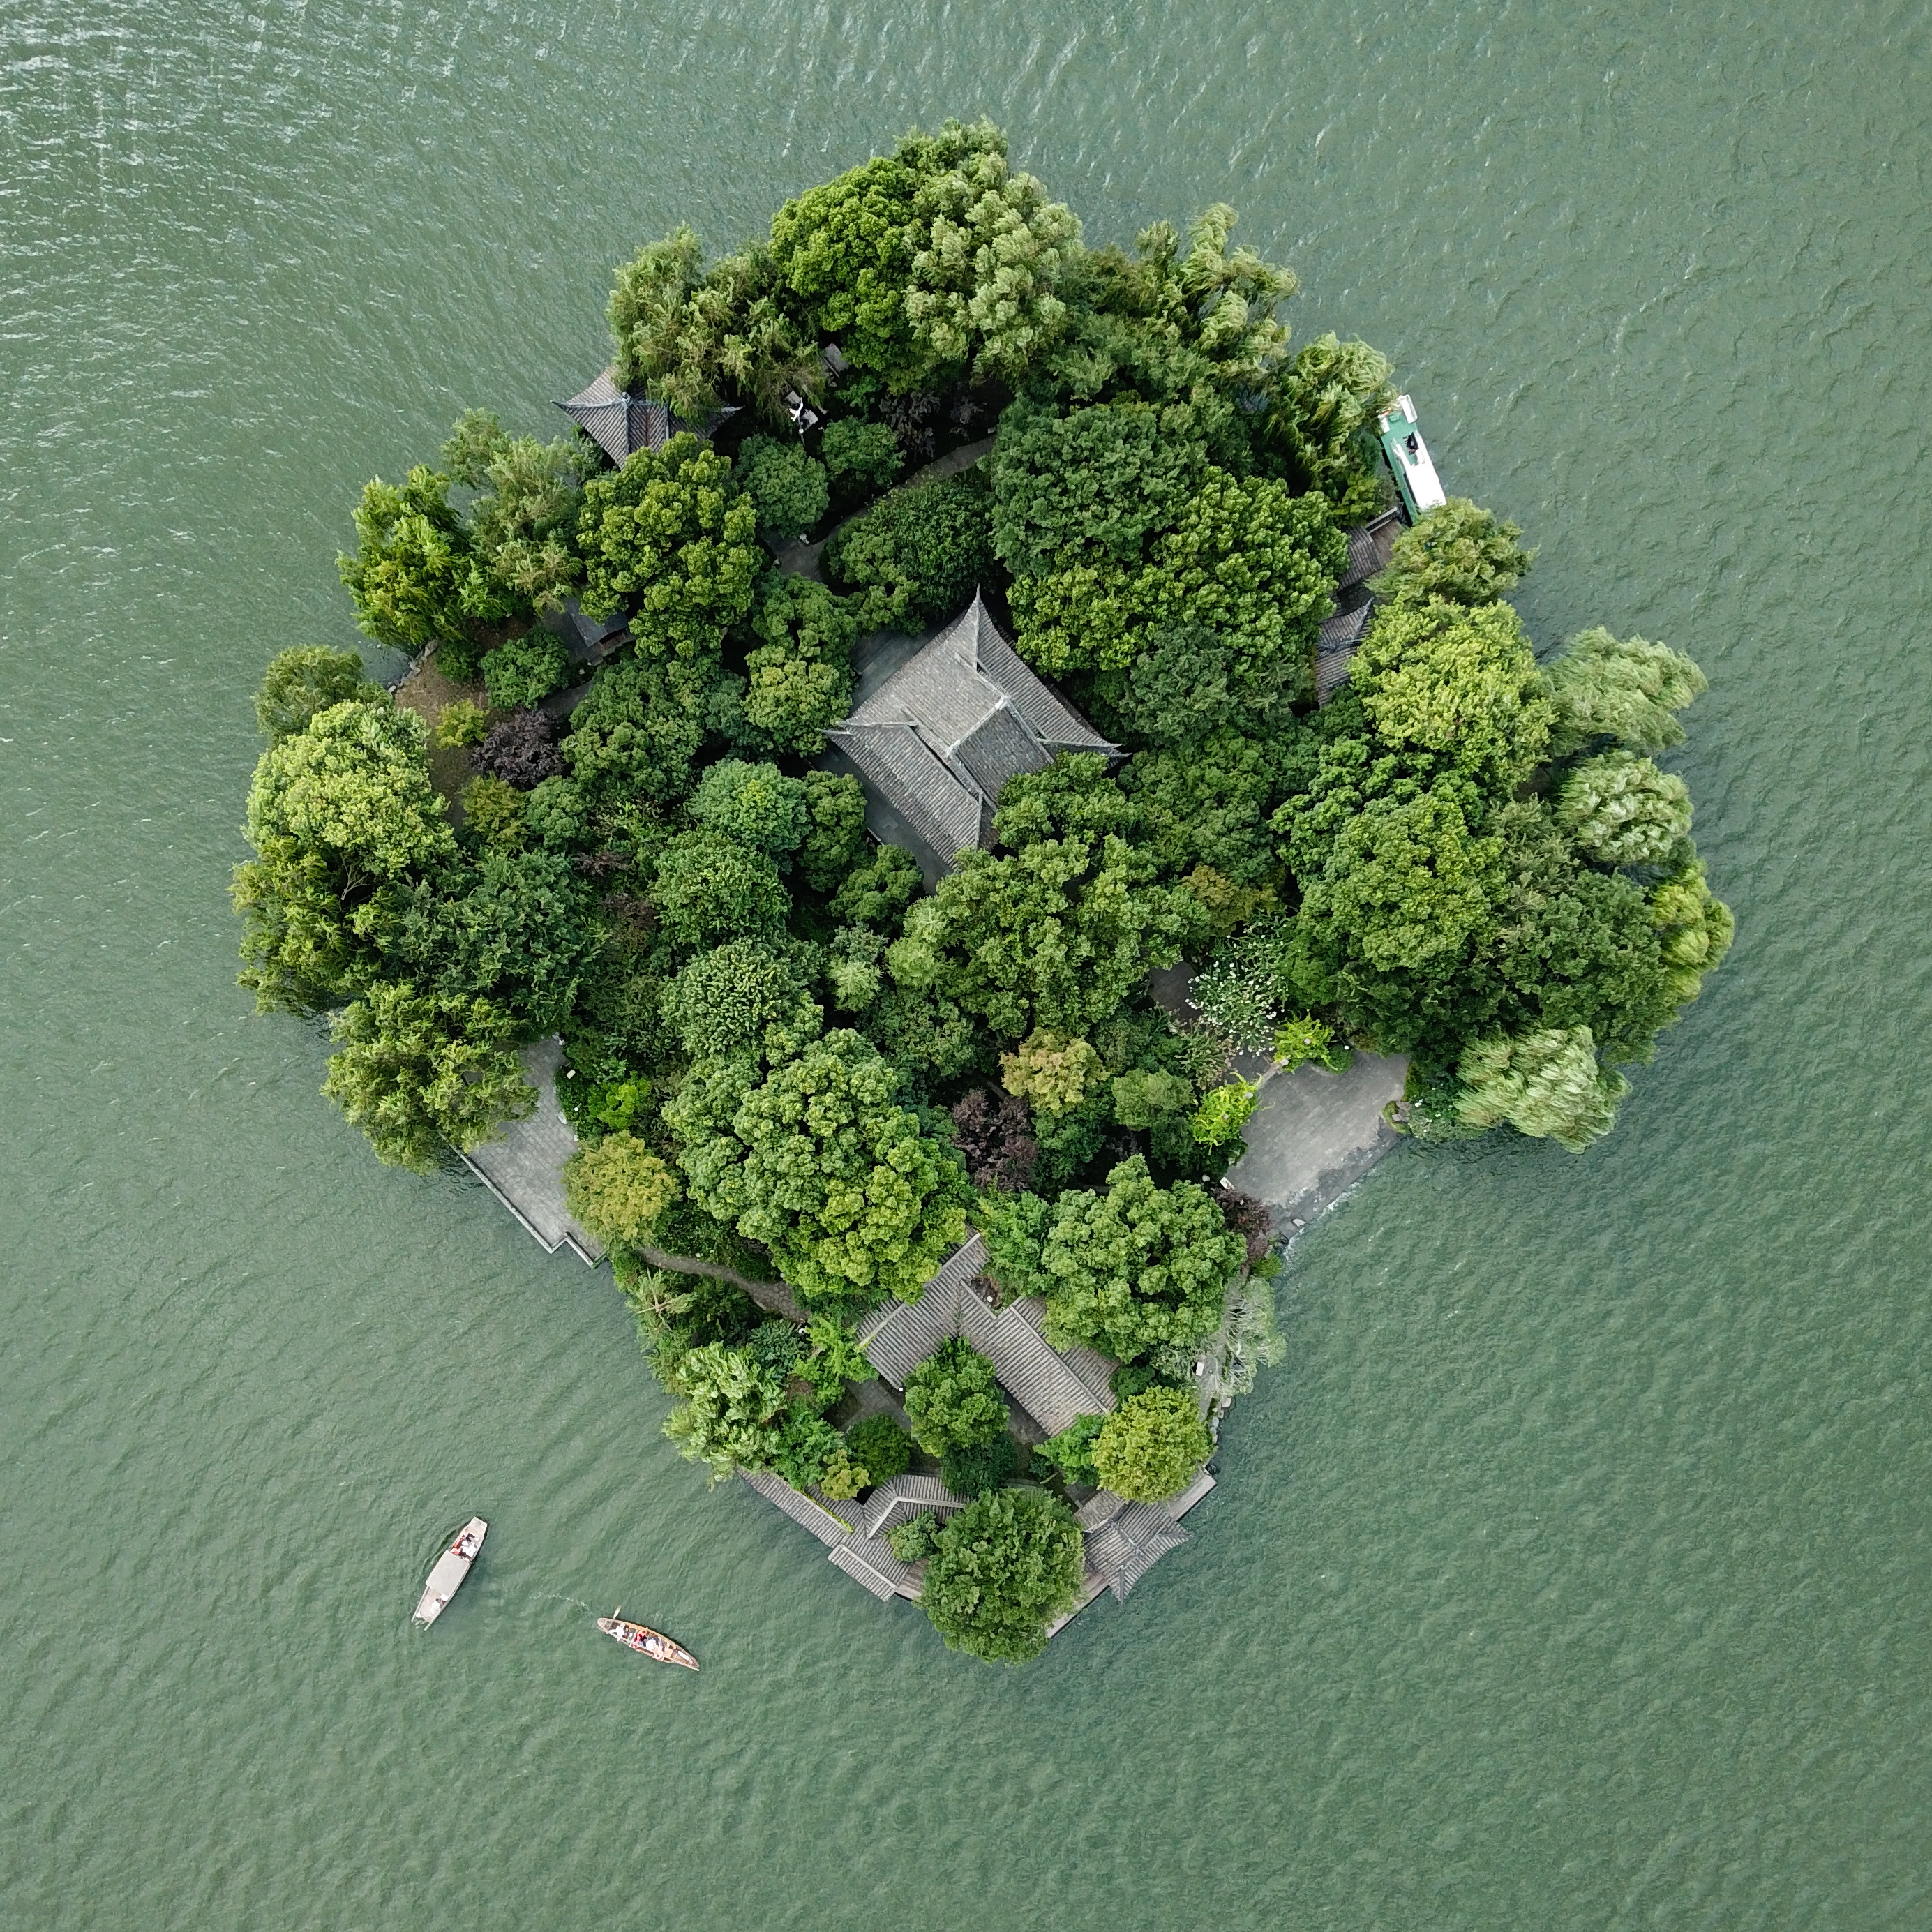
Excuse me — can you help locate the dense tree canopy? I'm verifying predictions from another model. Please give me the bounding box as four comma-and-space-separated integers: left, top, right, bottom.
320, 982, 534, 1172
577, 433, 762, 645
919, 1488, 1086, 1663
247, 120, 1737, 1661
666, 1026, 971, 1308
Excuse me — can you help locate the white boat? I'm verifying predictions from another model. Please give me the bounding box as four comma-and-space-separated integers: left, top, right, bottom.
412, 1516, 487, 1627
1378, 393, 1448, 518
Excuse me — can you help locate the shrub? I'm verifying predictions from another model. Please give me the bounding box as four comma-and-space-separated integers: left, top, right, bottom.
821, 470, 996, 634
256, 646, 384, 740
1091, 1386, 1211, 1501
689, 759, 810, 857
903, 1337, 1007, 1456
1109, 1068, 1195, 1131
651, 830, 789, 948
1190, 1077, 1260, 1148
846, 1414, 914, 1485
1033, 1413, 1104, 1485
942, 1431, 1022, 1497
920, 1488, 1085, 1664
820, 418, 904, 491
1218, 1188, 1276, 1266
771, 1409, 844, 1492
1191, 927, 1296, 1054
477, 707, 563, 787
998, 1030, 1103, 1117
562, 1132, 680, 1248
481, 631, 569, 711
459, 774, 529, 852
1271, 1014, 1347, 1072
433, 698, 490, 749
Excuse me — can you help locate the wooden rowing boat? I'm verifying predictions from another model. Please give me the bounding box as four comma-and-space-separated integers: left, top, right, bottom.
412, 1516, 486, 1627
596, 1608, 699, 1671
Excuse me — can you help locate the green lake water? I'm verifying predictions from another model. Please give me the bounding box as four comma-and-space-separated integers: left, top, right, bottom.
4, 4, 1930, 1925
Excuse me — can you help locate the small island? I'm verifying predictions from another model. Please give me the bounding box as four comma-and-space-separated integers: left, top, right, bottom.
234, 121, 1731, 1663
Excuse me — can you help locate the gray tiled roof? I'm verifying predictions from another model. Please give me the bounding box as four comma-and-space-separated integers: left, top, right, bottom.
1316, 602, 1374, 705
828, 594, 1117, 880
740, 1469, 857, 1545
859, 1473, 971, 1539
829, 1537, 924, 1601
556, 368, 738, 466
1338, 509, 1404, 591
859, 1234, 1117, 1437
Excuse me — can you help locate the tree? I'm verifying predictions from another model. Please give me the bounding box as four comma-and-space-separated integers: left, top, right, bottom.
741, 573, 857, 756
734, 435, 829, 538
845, 1414, 914, 1483
661, 1341, 789, 1479
903, 1336, 1008, 1455
559, 651, 719, 804
1109, 1068, 1195, 1132
920, 1488, 1085, 1664
666, 1027, 971, 1308
998, 1030, 1103, 1116
1010, 470, 1342, 689
769, 153, 924, 380
828, 844, 924, 929
1091, 1386, 1211, 1501
441, 409, 586, 616
901, 123, 1081, 381
1555, 751, 1693, 866
1453, 1026, 1629, 1151
481, 631, 569, 711
948, 1087, 1040, 1192
576, 433, 763, 647
1033, 1155, 1245, 1361
1368, 497, 1534, 608
255, 646, 383, 741
1121, 727, 1289, 885
820, 419, 904, 491
1298, 786, 1506, 976
1545, 627, 1708, 756
821, 470, 996, 634
1351, 597, 1555, 790
942, 1432, 1024, 1496
320, 982, 534, 1171
989, 396, 1208, 581
689, 759, 810, 857
234, 698, 455, 1013
1109, 624, 1271, 749
1649, 858, 1734, 1007
1034, 1413, 1105, 1484
1255, 331, 1397, 521
476, 708, 563, 788
661, 938, 811, 1061
608, 227, 823, 422
650, 830, 789, 948
885, 759, 1208, 1040
397, 846, 598, 1035
797, 772, 869, 894
562, 1132, 680, 1247
337, 467, 472, 652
